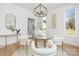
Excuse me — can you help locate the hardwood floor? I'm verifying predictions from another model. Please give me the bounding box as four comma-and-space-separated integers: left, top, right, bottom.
0, 42, 19, 56
0, 41, 79, 56
60, 43, 79, 56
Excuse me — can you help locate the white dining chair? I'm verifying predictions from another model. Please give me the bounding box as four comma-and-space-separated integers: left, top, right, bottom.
18, 35, 29, 55
31, 40, 57, 56
53, 35, 64, 53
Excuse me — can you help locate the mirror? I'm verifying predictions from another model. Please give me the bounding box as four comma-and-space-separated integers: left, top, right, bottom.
37, 17, 47, 37
5, 13, 16, 31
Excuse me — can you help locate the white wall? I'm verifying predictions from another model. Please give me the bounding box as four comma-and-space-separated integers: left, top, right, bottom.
0, 3, 36, 36
47, 4, 79, 47
1, 3, 79, 47
0, 3, 36, 44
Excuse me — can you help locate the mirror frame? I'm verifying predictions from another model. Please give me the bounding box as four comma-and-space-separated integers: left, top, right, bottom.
5, 13, 16, 31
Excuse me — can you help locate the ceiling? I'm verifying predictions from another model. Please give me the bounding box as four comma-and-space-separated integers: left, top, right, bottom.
14, 3, 66, 12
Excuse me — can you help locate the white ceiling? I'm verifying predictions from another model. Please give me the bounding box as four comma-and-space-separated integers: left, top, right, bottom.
14, 3, 66, 12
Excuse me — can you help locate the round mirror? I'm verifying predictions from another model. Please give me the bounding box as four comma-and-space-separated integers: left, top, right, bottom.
5, 13, 16, 31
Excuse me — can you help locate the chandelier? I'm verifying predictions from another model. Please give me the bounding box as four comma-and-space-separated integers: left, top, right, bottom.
34, 4, 47, 17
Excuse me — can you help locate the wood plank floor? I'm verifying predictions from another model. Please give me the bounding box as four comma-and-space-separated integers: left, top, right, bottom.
0, 42, 19, 56
60, 43, 79, 56
0, 41, 79, 56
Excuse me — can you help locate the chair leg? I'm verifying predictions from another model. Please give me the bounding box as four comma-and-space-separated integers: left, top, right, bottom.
62, 41, 63, 55
26, 42, 27, 55
18, 42, 20, 54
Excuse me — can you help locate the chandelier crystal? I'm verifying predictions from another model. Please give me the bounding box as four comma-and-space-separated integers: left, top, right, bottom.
34, 4, 47, 17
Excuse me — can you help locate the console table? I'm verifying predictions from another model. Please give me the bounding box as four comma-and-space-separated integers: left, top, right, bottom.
0, 32, 17, 48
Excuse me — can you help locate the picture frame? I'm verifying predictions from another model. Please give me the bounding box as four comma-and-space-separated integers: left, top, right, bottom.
51, 13, 57, 29
28, 18, 35, 37
64, 8, 76, 36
